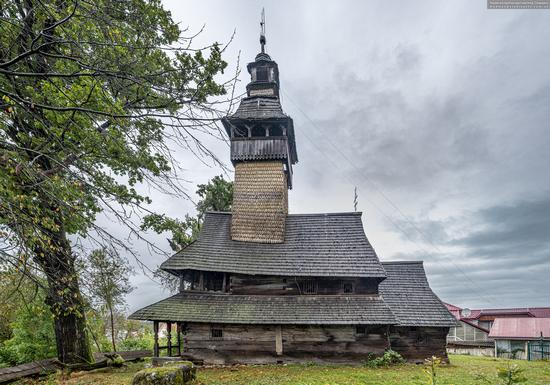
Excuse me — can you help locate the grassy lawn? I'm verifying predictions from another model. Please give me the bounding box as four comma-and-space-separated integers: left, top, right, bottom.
18, 355, 550, 385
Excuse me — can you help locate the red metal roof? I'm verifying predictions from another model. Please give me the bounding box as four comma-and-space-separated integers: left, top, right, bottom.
444, 303, 550, 320
443, 302, 461, 319
489, 318, 550, 340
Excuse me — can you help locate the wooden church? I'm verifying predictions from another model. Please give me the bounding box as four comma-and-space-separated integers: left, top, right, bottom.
130, 23, 456, 364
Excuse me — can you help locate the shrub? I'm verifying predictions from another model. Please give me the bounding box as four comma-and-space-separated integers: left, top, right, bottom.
365, 350, 404, 368
475, 363, 528, 385
497, 364, 527, 385
118, 334, 155, 351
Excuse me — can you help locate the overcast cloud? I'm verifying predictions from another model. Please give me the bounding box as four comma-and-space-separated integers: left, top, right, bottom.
120, 1, 550, 312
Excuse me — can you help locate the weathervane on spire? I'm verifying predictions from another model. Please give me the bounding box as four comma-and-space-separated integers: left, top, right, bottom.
260, 8, 266, 53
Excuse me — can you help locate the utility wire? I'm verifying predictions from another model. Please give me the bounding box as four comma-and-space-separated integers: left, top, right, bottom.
282, 89, 502, 306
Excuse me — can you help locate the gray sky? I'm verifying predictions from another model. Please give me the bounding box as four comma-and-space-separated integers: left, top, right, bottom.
123, 0, 550, 312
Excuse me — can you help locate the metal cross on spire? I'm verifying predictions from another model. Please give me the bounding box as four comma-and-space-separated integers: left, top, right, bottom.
260, 8, 266, 53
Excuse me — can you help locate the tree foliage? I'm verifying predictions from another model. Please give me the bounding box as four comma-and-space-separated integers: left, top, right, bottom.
0, 0, 232, 363
0, 269, 56, 367
142, 175, 233, 252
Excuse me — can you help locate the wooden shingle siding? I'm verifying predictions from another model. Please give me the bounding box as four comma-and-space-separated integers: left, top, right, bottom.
129, 293, 396, 324
380, 262, 457, 327
231, 161, 288, 243
230, 97, 287, 120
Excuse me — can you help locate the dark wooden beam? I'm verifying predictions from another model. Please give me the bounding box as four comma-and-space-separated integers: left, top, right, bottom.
176, 322, 182, 356
198, 272, 204, 291
167, 322, 172, 357
153, 321, 159, 358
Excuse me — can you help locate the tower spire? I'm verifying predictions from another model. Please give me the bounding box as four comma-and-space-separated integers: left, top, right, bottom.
260, 8, 266, 53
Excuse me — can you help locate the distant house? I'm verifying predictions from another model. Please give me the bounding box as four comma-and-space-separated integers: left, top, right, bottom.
490, 318, 550, 360
444, 303, 550, 358
445, 303, 492, 356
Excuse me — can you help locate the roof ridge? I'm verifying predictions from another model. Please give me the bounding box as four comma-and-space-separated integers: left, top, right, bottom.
175, 292, 385, 300
382, 260, 424, 265
204, 211, 363, 217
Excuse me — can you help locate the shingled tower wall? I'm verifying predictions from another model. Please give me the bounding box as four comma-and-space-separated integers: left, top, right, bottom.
231, 161, 288, 242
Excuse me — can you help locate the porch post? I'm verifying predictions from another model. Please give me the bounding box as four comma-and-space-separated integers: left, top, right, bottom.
275, 325, 283, 356
177, 322, 182, 356
153, 321, 159, 357
167, 321, 173, 356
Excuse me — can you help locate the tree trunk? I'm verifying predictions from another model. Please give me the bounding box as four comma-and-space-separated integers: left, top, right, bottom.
51, 307, 93, 364
109, 305, 117, 352
35, 227, 93, 364
88, 316, 102, 353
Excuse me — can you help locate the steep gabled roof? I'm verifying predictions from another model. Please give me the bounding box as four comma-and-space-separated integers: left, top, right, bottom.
380, 262, 457, 327
128, 293, 396, 325
161, 212, 387, 278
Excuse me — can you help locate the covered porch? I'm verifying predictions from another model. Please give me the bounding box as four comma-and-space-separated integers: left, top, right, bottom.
152, 320, 184, 358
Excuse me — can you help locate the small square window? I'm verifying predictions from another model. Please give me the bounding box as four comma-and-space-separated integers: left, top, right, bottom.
211, 327, 223, 339
343, 282, 354, 294
356, 325, 367, 336
256, 67, 268, 81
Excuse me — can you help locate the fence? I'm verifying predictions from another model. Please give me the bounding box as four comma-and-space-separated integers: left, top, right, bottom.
527, 340, 550, 361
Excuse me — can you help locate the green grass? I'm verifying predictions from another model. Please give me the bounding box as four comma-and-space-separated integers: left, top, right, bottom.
18, 355, 550, 385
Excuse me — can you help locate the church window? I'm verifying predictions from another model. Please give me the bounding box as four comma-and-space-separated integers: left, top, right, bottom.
256, 66, 268, 81
251, 125, 265, 137
270, 126, 283, 137
211, 326, 223, 339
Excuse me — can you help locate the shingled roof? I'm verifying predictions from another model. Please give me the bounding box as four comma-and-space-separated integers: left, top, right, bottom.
161, 212, 387, 278
129, 293, 396, 324
380, 261, 457, 327
230, 96, 288, 120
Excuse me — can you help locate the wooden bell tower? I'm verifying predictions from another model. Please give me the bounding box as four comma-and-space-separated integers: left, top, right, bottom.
222, 12, 298, 243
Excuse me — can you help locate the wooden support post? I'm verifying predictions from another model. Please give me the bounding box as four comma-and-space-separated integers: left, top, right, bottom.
167, 322, 172, 357
153, 321, 159, 357
177, 322, 182, 356
386, 325, 392, 350
275, 325, 283, 356
222, 273, 227, 293
198, 272, 204, 290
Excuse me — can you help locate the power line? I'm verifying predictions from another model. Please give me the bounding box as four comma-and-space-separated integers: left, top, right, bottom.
282, 89, 502, 306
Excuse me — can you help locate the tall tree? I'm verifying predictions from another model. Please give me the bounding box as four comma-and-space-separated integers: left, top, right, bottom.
0, 0, 230, 363
81, 248, 134, 352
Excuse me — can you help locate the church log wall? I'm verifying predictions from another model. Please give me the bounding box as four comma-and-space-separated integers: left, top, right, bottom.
389, 326, 450, 362
182, 323, 389, 364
